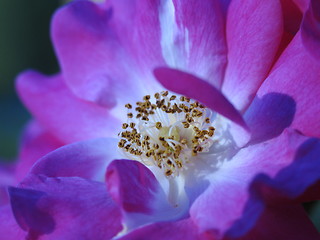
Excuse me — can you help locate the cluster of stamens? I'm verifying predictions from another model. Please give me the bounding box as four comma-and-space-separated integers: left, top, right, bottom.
118, 91, 215, 177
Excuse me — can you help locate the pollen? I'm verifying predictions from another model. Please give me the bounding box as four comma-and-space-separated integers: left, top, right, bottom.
118, 91, 215, 177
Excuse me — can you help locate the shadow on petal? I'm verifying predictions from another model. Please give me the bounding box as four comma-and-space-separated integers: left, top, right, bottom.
244, 93, 296, 145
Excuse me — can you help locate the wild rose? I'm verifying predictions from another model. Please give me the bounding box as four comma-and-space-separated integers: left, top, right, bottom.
2, 0, 320, 239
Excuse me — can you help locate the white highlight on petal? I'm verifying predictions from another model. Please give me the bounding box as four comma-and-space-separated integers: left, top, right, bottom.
159, 0, 190, 68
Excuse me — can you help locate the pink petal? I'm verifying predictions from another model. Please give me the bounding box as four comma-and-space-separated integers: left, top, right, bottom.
190, 129, 314, 237
301, 0, 320, 59
106, 160, 185, 229
15, 120, 63, 183
154, 67, 248, 129
108, 0, 165, 76
10, 175, 122, 239
16, 71, 120, 143
253, 32, 320, 138
118, 218, 203, 240
30, 138, 121, 181
52, 0, 157, 107
222, 0, 283, 111
171, 0, 227, 88
0, 205, 25, 240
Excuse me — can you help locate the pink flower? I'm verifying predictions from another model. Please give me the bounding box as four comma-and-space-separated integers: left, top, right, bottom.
2, 0, 320, 239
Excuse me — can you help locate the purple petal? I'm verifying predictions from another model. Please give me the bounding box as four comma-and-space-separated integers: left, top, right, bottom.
52, 0, 153, 107
9, 175, 122, 239
106, 160, 186, 229
118, 218, 203, 240
16, 71, 121, 143
252, 31, 320, 139
0, 205, 25, 239
171, 0, 227, 88
190, 129, 314, 237
30, 138, 121, 181
301, 0, 320, 59
221, 0, 283, 111
154, 67, 248, 129
16, 120, 63, 183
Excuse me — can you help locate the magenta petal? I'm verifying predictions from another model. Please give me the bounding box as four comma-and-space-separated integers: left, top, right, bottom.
108, 0, 165, 75
9, 175, 122, 239
301, 0, 320, 59
254, 32, 320, 138
118, 218, 202, 240
30, 138, 120, 181
52, 1, 145, 106
16, 71, 120, 143
226, 205, 320, 240
15, 120, 63, 183
171, 0, 227, 87
106, 160, 184, 229
154, 67, 248, 129
106, 160, 160, 214
222, 0, 283, 111
190, 129, 314, 236
0, 205, 25, 239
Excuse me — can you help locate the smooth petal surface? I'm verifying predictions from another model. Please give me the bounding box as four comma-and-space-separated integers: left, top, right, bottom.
253, 32, 320, 138
118, 218, 203, 240
170, 0, 227, 88
301, 0, 320, 59
16, 71, 120, 143
190, 129, 316, 237
15, 120, 63, 183
154, 67, 247, 129
53, 1, 133, 107
30, 138, 121, 181
106, 160, 185, 229
0, 205, 25, 240
108, 0, 165, 75
10, 175, 122, 239
222, 0, 283, 111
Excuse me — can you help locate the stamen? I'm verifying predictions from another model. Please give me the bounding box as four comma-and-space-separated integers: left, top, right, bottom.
118, 92, 215, 177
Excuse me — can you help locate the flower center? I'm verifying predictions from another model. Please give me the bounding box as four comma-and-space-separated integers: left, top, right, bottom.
118, 91, 215, 177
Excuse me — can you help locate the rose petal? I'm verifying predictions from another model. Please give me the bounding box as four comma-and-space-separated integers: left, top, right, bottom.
253, 32, 320, 138
52, 0, 156, 107
190, 129, 314, 237
118, 218, 202, 240
106, 160, 187, 230
0, 205, 25, 239
222, 0, 283, 111
9, 175, 122, 239
30, 138, 121, 181
15, 120, 63, 183
244, 93, 296, 144
16, 71, 120, 143
154, 67, 248, 129
301, 0, 320, 59
170, 0, 227, 88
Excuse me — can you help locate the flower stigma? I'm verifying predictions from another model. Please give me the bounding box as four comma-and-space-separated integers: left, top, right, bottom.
118, 91, 216, 177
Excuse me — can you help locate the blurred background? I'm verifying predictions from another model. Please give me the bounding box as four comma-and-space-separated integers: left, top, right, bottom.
0, 1, 60, 161
0, 0, 319, 232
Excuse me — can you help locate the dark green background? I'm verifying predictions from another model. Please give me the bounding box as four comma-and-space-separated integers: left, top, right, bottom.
0, 0, 319, 232
0, 1, 60, 161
